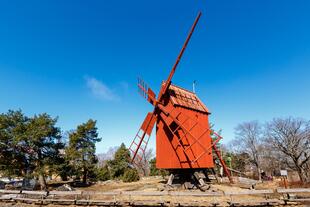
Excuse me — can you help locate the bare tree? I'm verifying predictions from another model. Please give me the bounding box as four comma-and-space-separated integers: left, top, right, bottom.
97, 146, 118, 167
139, 148, 154, 176
265, 117, 310, 183
233, 121, 263, 180
259, 143, 285, 176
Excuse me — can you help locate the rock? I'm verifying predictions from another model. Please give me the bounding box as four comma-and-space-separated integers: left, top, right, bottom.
0, 181, 6, 189
5, 181, 23, 190
22, 178, 40, 190
184, 182, 194, 189
56, 184, 75, 191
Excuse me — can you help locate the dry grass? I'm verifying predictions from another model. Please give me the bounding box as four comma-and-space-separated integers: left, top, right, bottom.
72, 177, 281, 205
74, 176, 292, 193
77, 176, 165, 192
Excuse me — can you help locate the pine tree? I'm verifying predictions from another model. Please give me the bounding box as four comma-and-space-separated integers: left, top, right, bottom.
66, 119, 101, 184
107, 143, 130, 179
0, 110, 28, 176
149, 158, 168, 177
0, 110, 64, 190
96, 165, 110, 181
107, 143, 140, 182
24, 113, 64, 190
122, 168, 139, 182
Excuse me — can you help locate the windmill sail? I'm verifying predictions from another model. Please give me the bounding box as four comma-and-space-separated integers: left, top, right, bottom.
129, 112, 157, 165
158, 12, 202, 101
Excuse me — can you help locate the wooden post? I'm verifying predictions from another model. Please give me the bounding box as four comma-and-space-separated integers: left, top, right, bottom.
283, 176, 288, 189
167, 173, 174, 186
280, 170, 288, 188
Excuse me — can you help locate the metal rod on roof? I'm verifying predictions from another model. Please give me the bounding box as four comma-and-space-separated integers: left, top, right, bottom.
193, 80, 196, 93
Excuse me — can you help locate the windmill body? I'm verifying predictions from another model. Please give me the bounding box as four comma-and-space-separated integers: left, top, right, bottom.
129, 12, 232, 185
156, 84, 214, 169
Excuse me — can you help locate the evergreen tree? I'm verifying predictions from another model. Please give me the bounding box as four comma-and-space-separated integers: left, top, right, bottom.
0, 110, 28, 176
149, 158, 168, 177
0, 110, 63, 190
122, 168, 139, 182
149, 158, 158, 176
24, 113, 64, 190
66, 119, 101, 184
107, 143, 130, 178
106, 143, 140, 182
230, 152, 250, 172
53, 158, 73, 181
96, 165, 110, 181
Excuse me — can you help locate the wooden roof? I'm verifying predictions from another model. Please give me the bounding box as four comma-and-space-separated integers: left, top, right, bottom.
168, 84, 209, 114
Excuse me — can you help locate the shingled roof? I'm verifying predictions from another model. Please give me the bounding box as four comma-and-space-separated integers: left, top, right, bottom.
168, 84, 209, 114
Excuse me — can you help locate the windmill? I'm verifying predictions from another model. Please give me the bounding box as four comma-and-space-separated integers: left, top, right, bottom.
129, 12, 232, 187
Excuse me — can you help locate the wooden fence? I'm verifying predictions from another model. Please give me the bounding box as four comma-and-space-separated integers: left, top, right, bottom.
0, 188, 309, 206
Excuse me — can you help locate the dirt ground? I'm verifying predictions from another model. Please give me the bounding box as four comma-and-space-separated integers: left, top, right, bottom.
76, 176, 279, 192
77, 176, 165, 192
72, 176, 285, 205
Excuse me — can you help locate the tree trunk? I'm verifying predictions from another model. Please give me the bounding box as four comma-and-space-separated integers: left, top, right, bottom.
293, 159, 305, 184
37, 151, 47, 190
305, 163, 310, 182
255, 159, 261, 181
257, 166, 262, 181
82, 168, 87, 184
38, 172, 47, 190
296, 166, 304, 184
60, 174, 68, 181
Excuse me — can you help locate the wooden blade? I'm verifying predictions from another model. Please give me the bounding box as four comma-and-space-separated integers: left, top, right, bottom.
129, 112, 157, 163
141, 112, 157, 136
158, 12, 202, 101
138, 77, 157, 105
212, 136, 234, 184
147, 88, 156, 105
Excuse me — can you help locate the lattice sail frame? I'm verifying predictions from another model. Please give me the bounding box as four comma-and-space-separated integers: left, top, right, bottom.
129, 112, 156, 165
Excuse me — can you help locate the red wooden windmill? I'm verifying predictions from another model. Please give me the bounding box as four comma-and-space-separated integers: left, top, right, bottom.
129, 12, 232, 186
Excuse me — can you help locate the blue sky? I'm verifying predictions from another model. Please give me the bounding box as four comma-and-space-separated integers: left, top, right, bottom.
0, 1, 310, 153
